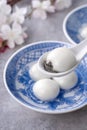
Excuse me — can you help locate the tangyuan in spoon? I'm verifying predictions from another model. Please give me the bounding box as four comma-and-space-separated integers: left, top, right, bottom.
37, 39, 87, 77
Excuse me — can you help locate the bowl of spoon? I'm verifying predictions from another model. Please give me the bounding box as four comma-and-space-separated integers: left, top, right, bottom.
37, 39, 87, 77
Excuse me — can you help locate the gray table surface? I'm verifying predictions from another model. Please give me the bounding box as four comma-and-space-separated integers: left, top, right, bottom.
1, 0, 87, 130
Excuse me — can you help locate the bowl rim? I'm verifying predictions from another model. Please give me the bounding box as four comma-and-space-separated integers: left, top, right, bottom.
3, 40, 87, 114
63, 4, 87, 45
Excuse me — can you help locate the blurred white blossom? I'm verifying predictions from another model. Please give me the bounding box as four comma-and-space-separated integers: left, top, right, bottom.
0, 14, 8, 27
0, 0, 28, 50
55, 0, 72, 10
0, 0, 11, 27
0, 22, 27, 48
0, 0, 73, 50
32, 0, 55, 19
10, 6, 27, 24
0, 0, 11, 15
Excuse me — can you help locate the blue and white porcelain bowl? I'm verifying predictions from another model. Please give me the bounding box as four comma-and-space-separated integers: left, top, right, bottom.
4, 41, 87, 114
63, 5, 87, 44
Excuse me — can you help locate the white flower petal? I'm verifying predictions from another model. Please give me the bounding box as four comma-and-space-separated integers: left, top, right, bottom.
0, 14, 7, 27
1, 4, 11, 15
42, 0, 51, 10
55, 0, 72, 10
21, 7, 27, 15
32, 9, 47, 20
32, 0, 41, 8
14, 6, 27, 15
46, 6, 55, 13
23, 32, 28, 38
5, 5, 11, 15
14, 6, 19, 11
1, 24, 11, 37
12, 22, 22, 35
0, 0, 7, 5
10, 6, 27, 24
15, 36, 24, 45
55, 0, 65, 10
10, 13, 25, 24
27, 5, 32, 14
17, 16, 25, 24
7, 40, 15, 48
64, 0, 72, 8
10, 14, 16, 23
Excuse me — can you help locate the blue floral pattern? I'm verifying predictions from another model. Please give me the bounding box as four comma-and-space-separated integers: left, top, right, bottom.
5, 42, 87, 113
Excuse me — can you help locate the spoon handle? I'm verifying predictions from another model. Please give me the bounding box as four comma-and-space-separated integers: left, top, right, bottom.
71, 39, 87, 60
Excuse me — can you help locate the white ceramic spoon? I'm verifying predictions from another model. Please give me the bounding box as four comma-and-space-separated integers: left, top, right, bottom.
37, 39, 87, 77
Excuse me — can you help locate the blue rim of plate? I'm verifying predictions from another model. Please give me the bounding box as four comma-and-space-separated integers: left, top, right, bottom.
3, 41, 87, 114
63, 4, 87, 44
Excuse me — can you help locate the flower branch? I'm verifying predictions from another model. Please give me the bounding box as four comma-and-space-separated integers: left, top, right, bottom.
0, 0, 72, 52
7, 0, 21, 6
27, 0, 72, 20
0, 0, 27, 52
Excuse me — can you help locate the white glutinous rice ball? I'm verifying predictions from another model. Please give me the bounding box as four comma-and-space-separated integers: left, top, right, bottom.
29, 63, 50, 81
46, 47, 77, 72
33, 79, 60, 101
53, 71, 78, 90
79, 24, 87, 39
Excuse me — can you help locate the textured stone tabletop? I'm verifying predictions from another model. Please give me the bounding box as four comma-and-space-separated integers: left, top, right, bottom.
0, 0, 87, 130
